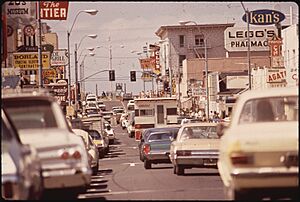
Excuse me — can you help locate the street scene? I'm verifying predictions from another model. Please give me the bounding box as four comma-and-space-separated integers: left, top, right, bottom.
1, 1, 299, 200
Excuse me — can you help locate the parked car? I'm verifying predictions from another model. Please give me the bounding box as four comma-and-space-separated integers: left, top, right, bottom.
217, 87, 298, 200
2, 90, 92, 197
139, 126, 180, 162
169, 122, 219, 175
73, 129, 100, 174
139, 126, 180, 169
85, 129, 109, 158
1, 109, 44, 200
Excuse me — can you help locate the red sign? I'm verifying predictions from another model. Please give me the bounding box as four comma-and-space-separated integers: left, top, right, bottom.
39, 1, 69, 20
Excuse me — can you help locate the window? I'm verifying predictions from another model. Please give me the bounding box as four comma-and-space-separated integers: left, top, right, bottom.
179, 55, 186, 68
195, 34, 204, 46
167, 108, 177, 115
140, 109, 154, 116
179, 35, 185, 47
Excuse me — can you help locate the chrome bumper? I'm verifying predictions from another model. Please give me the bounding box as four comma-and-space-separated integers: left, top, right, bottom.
42, 166, 92, 189
145, 151, 170, 161
173, 154, 219, 166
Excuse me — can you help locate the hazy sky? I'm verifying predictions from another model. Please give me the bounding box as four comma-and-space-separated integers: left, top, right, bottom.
45, 1, 298, 94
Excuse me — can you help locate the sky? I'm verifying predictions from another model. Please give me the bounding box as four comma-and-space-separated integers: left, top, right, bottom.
45, 1, 299, 95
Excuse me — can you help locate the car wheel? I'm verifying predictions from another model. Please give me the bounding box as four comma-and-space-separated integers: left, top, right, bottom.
144, 160, 151, 169
139, 151, 144, 162
92, 162, 99, 175
176, 165, 184, 175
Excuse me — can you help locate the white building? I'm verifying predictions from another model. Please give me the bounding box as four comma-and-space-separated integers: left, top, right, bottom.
282, 24, 299, 87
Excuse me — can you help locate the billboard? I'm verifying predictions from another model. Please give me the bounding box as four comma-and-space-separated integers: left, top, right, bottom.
224, 27, 277, 52
6, 1, 32, 18
13, 52, 51, 69
242, 9, 285, 25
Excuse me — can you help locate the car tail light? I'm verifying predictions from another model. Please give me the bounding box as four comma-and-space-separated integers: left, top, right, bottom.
3, 182, 13, 198
60, 151, 70, 160
135, 131, 142, 140
176, 150, 191, 156
230, 152, 253, 165
143, 144, 151, 155
135, 124, 141, 129
72, 150, 82, 159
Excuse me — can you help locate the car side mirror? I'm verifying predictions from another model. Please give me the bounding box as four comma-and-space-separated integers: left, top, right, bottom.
22, 144, 32, 156
216, 123, 228, 137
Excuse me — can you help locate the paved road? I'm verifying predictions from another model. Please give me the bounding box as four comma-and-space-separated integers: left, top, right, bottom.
77, 100, 226, 200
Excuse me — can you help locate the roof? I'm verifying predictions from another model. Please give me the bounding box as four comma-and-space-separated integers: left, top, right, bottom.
155, 23, 235, 37
217, 88, 245, 96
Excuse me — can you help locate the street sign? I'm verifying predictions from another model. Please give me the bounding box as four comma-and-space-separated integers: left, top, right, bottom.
13, 52, 51, 69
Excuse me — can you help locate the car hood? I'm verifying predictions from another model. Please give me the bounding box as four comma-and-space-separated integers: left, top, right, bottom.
224, 122, 298, 151
176, 139, 220, 150
18, 128, 78, 149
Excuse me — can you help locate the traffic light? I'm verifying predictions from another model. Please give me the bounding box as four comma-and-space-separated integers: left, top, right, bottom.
130, 71, 136, 82
109, 70, 115, 81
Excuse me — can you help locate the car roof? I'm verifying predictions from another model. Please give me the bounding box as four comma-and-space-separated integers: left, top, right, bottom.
181, 122, 218, 127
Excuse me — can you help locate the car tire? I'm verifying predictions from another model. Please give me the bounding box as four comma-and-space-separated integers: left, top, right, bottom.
139, 151, 144, 162
176, 165, 184, 175
144, 160, 151, 169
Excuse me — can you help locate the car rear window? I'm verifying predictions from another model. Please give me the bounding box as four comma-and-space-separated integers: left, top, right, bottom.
87, 130, 102, 140
4, 100, 58, 129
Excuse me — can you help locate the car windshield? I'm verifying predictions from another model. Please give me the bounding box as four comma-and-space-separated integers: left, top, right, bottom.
239, 96, 298, 124
180, 126, 218, 141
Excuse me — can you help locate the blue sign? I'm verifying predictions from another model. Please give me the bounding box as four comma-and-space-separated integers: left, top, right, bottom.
242, 9, 285, 25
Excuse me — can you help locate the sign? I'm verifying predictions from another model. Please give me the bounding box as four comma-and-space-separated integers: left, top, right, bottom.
224, 27, 277, 52
51, 50, 67, 66
6, 1, 32, 18
139, 58, 156, 69
267, 68, 286, 83
23, 25, 35, 37
17, 44, 54, 53
226, 76, 249, 89
271, 56, 284, 68
40, 1, 69, 20
42, 69, 57, 80
13, 52, 51, 69
268, 36, 283, 57
242, 9, 285, 25
45, 79, 68, 105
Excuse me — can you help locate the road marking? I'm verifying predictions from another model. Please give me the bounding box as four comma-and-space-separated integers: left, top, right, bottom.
121, 162, 143, 166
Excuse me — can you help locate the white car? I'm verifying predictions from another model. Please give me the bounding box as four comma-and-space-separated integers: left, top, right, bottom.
2, 92, 92, 197
73, 129, 100, 174
217, 87, 298, 200
169, 122, 219, 175
105, 124, 115, 144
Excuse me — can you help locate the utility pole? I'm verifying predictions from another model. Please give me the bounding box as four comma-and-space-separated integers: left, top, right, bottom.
74, 43, 78, 118
205, 38, 209, 121
37, 1, 43, 88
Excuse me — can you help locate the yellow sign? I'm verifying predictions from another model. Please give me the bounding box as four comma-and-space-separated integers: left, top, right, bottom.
42, 69, 57, 80
13, 52, 51, 69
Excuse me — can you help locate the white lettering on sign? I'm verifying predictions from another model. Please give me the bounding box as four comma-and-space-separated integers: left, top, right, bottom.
224, 27, 277, 52
40, 8, 67, 18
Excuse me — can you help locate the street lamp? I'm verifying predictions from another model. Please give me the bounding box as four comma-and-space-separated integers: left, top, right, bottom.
79, 52, 95, 97
66, 9, 98, 110
179, 20, 209, 120
74, 35, 97, 118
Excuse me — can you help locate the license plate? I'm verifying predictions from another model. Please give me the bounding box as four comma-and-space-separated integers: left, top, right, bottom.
203, 159, 217, 165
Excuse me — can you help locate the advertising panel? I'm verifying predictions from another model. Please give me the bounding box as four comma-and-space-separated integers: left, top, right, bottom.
226, 76, 249, 89
242, 9, 285, 25
40, 1, 69, 20
267, 68, 286, 83
13, 52, 51, 69
224, 27, 277, 52
139, 58, 156, 70
6, 1, 32, 18
51, 50, 68, 66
